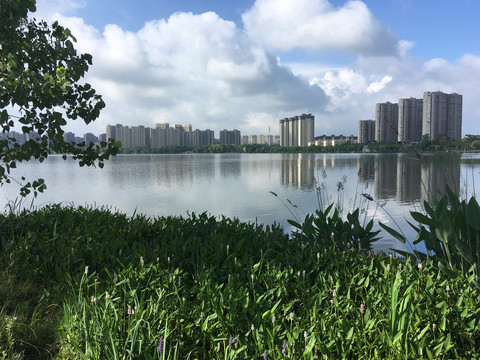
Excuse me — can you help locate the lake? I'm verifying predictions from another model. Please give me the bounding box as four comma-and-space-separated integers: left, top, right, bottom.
2, 152, 480, 252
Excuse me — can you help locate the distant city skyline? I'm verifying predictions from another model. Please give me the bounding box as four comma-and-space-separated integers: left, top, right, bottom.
27, 0, 479, 138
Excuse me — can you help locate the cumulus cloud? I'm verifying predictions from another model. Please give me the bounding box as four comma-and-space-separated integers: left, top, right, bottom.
367, 75, 392, 93
30, 0, 480, 138
42, 9, 328, 136
242, 0, 398, 56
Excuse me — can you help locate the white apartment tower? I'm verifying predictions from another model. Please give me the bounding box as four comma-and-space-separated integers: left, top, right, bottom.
423, 92, 462, 140
279, 114, 314, 147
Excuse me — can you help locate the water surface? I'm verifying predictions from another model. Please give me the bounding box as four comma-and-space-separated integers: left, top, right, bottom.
3, 152, 479, 252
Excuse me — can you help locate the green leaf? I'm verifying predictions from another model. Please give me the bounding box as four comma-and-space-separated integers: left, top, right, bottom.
346, 326, 354, 340
410, 211, 437, 227
379, 222, 406, 244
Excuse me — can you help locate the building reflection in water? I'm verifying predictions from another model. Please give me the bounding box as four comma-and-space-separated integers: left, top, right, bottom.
356, 154, 376, 184
279, 153, 460, 205
280, 153, 315, 189
420, 153, 461, 205
396, 154, 422, 203
219, 155, 241, 179
374, 154, 398, 200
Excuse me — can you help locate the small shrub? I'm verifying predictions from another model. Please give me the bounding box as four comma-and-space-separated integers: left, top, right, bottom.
289, 203, 380, 251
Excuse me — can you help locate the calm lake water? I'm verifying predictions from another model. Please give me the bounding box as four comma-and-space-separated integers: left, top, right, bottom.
2, 152, 480, 252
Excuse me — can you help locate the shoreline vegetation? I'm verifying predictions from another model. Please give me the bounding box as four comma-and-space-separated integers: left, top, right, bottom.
119, 135, 480, 154
1, 190, 479, 359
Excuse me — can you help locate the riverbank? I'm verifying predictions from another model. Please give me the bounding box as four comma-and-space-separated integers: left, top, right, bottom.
119, 135, 480, 154
0, 205, 479, 359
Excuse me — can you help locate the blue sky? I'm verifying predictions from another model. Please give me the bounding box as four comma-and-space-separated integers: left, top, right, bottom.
35, 0, 480, 137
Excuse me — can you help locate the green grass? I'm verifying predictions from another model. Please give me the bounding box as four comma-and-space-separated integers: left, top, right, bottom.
0, 205, 479, 359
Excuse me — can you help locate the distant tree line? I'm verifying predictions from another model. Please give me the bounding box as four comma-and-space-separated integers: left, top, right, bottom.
118, 135, 480, 155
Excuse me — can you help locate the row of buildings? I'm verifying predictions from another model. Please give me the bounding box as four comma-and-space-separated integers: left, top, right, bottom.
105, 124, 283, 148
3, 126, 280, 149
359, 91, 463, 144
105, 123, 244, 148
5, 130, 100, 147
4, 91, 462, 149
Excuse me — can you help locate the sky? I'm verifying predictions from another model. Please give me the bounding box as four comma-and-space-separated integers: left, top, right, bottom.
32, 0, 480, 138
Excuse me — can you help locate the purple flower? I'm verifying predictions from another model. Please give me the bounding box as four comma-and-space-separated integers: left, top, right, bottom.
157, 336, 163, 355
228, 336, 233, 348
264, 349, 267, 359
282, 339, 287, 354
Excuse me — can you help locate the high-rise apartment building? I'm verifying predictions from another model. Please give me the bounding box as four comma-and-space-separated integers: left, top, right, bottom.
106, 125, 116, 140
83, 132, 98, 146
219, 129, 241, 145
150, 123, 170, 148
422, 91, 462, 140
375, 102, 398, 143
398, 98, 423, 143
191, 129, 214, 146
279, 114, 314, 147
358, 120, 375, 144
64, 132, 75, 144
130, 126, 150, 148
172, 124, 192, 146
107, 124, 132, 148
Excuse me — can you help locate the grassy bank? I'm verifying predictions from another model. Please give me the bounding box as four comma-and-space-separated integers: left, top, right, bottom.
1, 205, 479, 359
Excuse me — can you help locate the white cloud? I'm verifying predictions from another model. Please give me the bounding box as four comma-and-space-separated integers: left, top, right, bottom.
242, 0, 398, 56
29, 0, 480, 138
41, 9, 328, 136
244, 112, 278, 134
367, 75, 393, 93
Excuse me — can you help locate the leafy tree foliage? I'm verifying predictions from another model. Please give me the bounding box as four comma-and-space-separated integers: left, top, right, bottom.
0, 0, 119, 196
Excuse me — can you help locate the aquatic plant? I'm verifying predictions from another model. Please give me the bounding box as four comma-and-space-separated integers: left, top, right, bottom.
380, 186, 480, 286
0, 205, 479, 359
